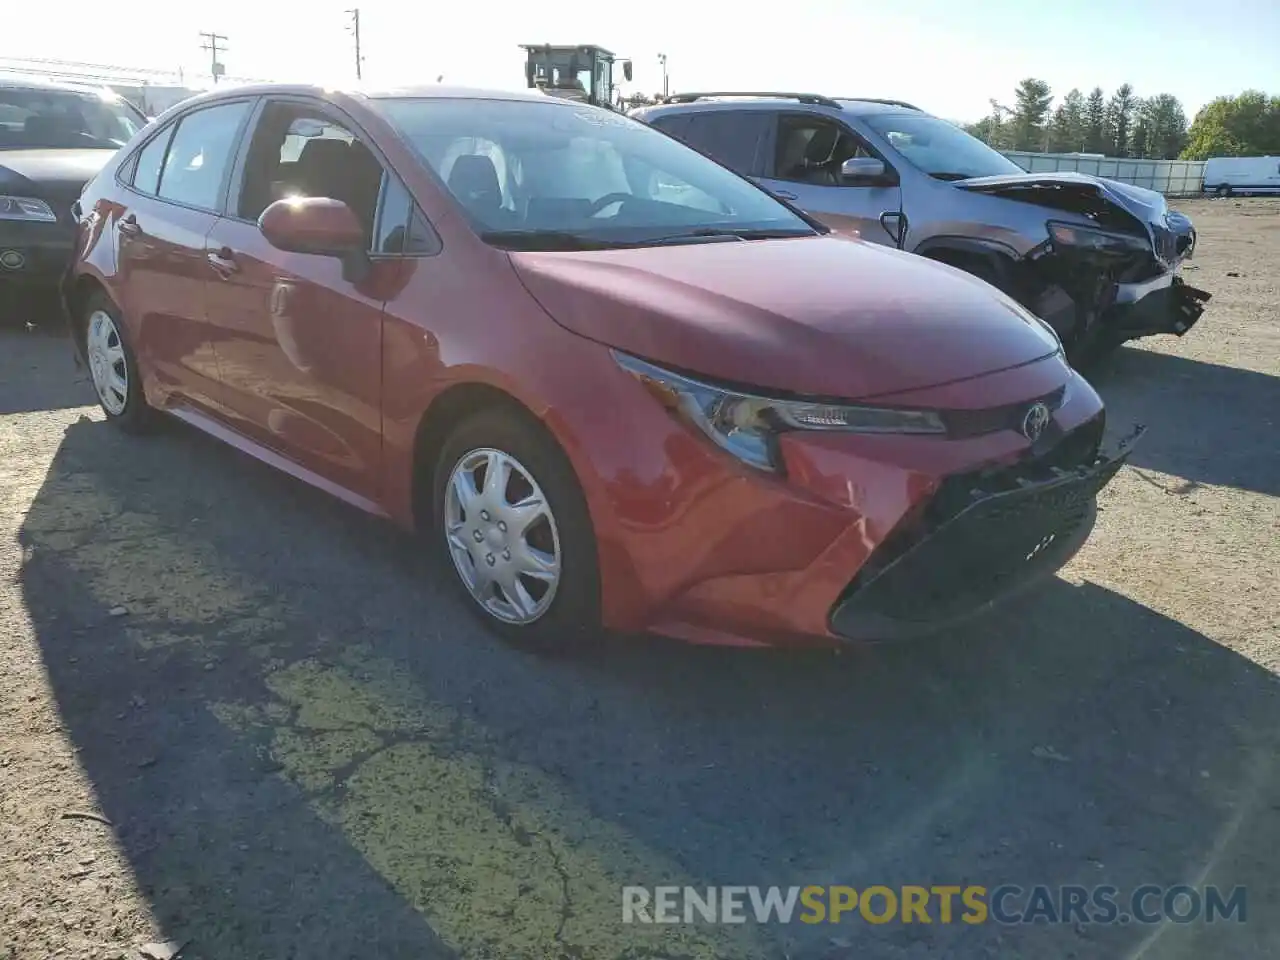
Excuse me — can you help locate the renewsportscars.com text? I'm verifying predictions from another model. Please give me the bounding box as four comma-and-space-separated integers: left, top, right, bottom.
622, 884, 1247, 926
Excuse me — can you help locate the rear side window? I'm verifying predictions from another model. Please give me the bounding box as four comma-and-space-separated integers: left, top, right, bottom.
131, 128, 173, 195
679, 112, 770, 175
157, 101, 252, 211
649, 114, 691, 141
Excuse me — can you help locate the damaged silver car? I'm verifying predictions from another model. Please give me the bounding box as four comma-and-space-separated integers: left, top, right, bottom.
634, 93, 1211, 363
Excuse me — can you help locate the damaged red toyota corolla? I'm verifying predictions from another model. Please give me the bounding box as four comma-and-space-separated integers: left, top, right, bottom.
65, 85, 1137, 648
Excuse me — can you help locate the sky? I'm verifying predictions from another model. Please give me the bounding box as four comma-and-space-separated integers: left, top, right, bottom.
8, 0, 1280, 122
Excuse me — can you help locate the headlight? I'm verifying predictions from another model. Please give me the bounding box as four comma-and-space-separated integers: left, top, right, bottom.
614, 351, 945, 472
1047, 220, 1149, 255
0, 196, 58, 223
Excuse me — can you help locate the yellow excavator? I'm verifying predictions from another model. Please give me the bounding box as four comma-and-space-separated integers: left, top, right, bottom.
520, 44, 633, 110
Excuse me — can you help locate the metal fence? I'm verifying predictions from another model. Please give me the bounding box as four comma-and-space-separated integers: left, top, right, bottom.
1001, 151, 1207, 197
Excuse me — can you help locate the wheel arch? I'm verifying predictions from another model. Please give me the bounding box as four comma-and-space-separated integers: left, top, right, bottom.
409, 380, 578, 535
914, 235, 1025, 296
65, 273, 117, 365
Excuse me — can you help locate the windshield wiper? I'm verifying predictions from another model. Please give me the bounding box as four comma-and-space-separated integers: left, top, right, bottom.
646, 227, 816, 245
929, 172, 977, 181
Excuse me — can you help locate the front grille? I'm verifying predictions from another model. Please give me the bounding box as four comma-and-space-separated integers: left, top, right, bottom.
942, 385, 1067, 439
832, 417, 1128, 630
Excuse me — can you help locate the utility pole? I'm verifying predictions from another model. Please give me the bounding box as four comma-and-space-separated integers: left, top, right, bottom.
345, 8, 363, 80
199, 31, 228, 84
657, 53, 668, 99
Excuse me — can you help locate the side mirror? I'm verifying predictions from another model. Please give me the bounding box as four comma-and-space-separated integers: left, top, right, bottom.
622, 61, 633, 82
258, 197, 368, 281
841, 157, 889, 184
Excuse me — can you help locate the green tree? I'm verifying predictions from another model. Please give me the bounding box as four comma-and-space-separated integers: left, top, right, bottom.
1106, 83, 1139, 155
1181, 90, 1280, 159
1049, 88, 1085, 152
1139, 93, 1189, 159
1084, 87, 1107, 153
1011, 78, 1053, 150
1130, 106, 1151, 158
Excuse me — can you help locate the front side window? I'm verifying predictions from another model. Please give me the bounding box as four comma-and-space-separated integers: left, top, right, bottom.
374, 97, 816, 250
235, 101, 384, 243
0, 87, 144, 150
773, 116, 879, 186
157, 101, 252, 211
862, 113, 1024, 180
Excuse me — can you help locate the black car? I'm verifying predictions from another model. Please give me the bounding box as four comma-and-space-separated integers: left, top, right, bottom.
1, 76, 147, 321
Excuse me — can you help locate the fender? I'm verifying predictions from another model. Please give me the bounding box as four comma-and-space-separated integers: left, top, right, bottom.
912, 235, 1026, 298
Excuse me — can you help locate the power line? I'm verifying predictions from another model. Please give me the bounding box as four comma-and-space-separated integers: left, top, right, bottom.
345, 9, 363, 81
198, 31, 228, 84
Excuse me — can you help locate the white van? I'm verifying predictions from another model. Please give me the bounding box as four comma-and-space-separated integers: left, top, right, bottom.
1202, 156, 1280, 196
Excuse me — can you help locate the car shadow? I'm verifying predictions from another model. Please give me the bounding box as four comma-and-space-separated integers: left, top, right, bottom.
0, 328, 95, 415
1087, 345, 1279, 498
19, 412, 1280, 959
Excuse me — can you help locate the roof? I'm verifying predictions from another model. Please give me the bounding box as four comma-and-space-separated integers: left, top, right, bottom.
0, 73, 122, 99
156, 81, 579, 107
635, 93, 924, 119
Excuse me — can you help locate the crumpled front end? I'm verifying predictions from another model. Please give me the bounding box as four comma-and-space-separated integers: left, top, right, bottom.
829, 420, 1141, 641
956, 174, 1212, 359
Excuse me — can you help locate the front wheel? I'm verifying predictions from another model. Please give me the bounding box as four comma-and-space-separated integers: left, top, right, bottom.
1215, 184, 1232, 198
431, 407, 601, 650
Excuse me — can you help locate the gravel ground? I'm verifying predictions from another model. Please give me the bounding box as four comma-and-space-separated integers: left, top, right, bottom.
1, 199, 1277, 960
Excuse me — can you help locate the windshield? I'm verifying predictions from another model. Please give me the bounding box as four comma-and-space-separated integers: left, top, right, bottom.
0, 87, 144, 150
375, 97, 816, 250
863, 113, 1025, 181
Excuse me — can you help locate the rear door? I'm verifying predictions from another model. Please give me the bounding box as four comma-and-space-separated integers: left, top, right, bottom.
756, 113, 904, 246
113, 98, 254, 411
201, 97, 392, 502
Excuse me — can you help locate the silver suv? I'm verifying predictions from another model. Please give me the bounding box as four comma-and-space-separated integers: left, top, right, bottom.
632, 92, 1210, 363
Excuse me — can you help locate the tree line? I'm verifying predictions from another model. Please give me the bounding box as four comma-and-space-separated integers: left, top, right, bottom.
963, 80, 1188, 159
964, 81, 1280, 161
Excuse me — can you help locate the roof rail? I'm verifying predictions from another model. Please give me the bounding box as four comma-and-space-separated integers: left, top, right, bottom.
838, 97, 922, 111
661, 91, 842, 109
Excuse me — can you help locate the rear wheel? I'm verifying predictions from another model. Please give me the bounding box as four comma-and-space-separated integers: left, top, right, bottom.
1215, 184, 1232, 198
431, 407, 600, 650
83, 294, 153, 432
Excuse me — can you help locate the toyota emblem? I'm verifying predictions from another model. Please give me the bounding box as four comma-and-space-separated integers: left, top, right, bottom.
1021, 402, 1051, 442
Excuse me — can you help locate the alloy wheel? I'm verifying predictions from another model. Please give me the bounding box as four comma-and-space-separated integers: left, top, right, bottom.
443, 447, 562, 624
86, 309, 128, 416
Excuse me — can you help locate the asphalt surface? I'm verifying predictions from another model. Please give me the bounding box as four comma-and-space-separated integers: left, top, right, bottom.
2, 200, 1278, 959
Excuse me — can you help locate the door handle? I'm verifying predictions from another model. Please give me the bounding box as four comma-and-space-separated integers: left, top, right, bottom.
207, 247, 238, 277
118, 213, 140, 236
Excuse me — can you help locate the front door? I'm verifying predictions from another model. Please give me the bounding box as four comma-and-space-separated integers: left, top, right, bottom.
202, 99, 388, 502
756, 114, 904, 247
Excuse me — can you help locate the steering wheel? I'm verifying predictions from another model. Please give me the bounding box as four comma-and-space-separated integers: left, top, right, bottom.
586, 192, 633, 218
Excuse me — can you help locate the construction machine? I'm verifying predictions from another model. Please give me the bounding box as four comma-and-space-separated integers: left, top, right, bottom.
520, 44, 632, 109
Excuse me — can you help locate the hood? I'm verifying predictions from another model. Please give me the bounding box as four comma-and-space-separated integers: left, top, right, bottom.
0, 148, 116, 203
509, 234, 1061, 400
953, 171, 1190, 260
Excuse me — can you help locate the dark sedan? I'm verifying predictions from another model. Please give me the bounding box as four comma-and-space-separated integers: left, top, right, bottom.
1, 76, 146, 319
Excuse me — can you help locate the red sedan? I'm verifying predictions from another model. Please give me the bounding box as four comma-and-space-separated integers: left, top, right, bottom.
65, 84, 1132, 649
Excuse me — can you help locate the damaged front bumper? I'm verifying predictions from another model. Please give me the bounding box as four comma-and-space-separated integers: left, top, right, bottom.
829, 424, 1143, 641
1105, 271, 1211, 340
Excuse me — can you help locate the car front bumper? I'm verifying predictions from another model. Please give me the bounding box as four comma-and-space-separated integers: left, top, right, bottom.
0, 220, 76, 287
1105, 272, 1211, 340
828, 423, 1139, 641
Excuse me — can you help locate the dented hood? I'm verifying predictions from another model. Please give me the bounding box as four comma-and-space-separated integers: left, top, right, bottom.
510, 233, 1061, 400
954, 171, 1178, 251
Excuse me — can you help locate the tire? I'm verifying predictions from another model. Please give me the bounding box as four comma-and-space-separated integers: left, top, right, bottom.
430, 406, 601, 650
83, 293, 154, 432
1215, 184, 1231, 198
